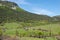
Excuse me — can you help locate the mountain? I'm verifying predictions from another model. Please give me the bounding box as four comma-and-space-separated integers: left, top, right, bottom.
53, 15, 60, 21
0, 1, 53, 24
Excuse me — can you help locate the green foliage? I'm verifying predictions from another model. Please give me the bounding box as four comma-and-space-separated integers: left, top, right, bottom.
0, 1, 60, 40
0, 28, 2, 35
0, 26, 3, 40
0, 1, 59, 26
0, 1, 53, 23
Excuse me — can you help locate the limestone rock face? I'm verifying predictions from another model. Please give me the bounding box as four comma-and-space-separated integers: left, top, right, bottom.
0, 1, 18, 10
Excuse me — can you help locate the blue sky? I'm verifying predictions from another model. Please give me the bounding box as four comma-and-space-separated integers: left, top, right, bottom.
7, 0, 60, 16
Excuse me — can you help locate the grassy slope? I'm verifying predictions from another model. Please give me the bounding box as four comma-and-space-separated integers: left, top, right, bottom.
0, 22, 59, 40
3, 23, 60, 35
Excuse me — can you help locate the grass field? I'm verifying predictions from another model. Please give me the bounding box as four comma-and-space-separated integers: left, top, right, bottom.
0, 22, 60, 40
19, 37, 57, 40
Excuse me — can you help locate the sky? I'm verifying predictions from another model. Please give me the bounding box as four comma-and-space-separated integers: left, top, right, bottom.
7, 0, 60, 16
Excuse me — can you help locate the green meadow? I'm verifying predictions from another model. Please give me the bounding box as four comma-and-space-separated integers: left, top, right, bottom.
0, 22, 60, 40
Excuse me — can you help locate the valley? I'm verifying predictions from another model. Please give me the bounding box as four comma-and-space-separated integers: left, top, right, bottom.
0, 0, 60, 40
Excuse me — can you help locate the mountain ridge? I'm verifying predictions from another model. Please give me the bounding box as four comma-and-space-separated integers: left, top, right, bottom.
0, 1, 60, 24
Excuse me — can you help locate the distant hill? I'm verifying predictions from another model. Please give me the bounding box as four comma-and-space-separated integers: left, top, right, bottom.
0, 1, 58, 24
53, 15, 60, 21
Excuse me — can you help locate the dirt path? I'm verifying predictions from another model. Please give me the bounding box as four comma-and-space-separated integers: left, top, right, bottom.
2, 36, 20, 40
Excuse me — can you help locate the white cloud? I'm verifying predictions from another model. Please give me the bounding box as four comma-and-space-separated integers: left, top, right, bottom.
31, 8, 55, 16
7, 0, 30, 5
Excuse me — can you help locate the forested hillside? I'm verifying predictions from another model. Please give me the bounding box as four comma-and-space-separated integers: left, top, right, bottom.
0, 1, 53, 23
